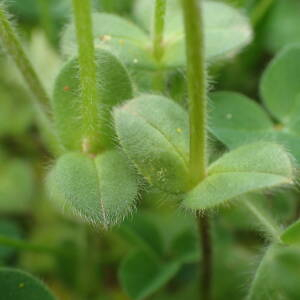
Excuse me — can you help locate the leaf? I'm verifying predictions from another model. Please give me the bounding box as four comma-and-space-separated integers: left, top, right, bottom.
53, 48, 133, 152
0, 159, 35, 213
118, 215, 165, 258
47, 150, 138, 227
261, 45, 300, 123
210, 90, 300, 163
170, 230, 199, 264
0, 220, 22, 263
262, 0, 300, 53
134, 0, 252, 67
0, 267, 56, 300
62, 13, 156, 70
247, 244, 300, 300
113, 95, 190, 194
281, 220, 300, 246
119, 249, 180, 300
210, 91, 274, 148
183, 142, 294, 210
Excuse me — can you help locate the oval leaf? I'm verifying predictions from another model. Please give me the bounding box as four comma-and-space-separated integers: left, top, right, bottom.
47, 150, 138, 227
183, 142, 294, 210
53, 48, 133, 152
113, 95, 190, 194
0, 268, 56, 300
261, 45, 300, 123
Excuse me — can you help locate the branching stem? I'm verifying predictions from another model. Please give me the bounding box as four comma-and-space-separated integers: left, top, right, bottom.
72, 0, 99, 153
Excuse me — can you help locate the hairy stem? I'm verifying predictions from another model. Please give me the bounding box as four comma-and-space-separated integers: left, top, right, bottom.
152, 0, 167, 61
197, 213, 213, 300
243, 198, 282, 243
72, 0, 99, 153
0, 4, 59, 155
182, 0, 207, 186
250, 0, 275, 27
182, 1, 211, 299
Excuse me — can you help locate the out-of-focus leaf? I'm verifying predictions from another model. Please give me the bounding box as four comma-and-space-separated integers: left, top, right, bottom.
247, 244, 300, 300
0, 267, 56, 300
262, 0, 300, 53
0, 220, 22, 263
119, 249, 180, 300
261, 45, 300, 123
281, 220, 300, 246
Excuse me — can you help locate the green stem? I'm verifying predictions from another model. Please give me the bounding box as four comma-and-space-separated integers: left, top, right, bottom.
182, 2, 211, 300
0, 4, 59, 155
197, 213, 213, 300
243, 199, 282, 243
152, 0, 167, 61
250, 0, 274, 27
72, 0, 99, 154
0, 235, 64, 256
182, 0, 207, 186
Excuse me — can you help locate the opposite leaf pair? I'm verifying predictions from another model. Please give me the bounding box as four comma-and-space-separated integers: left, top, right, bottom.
113, 95, 294, 210
48, 49, 139, 227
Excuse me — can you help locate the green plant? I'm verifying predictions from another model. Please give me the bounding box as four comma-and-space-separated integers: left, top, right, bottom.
0, 0, 300, 299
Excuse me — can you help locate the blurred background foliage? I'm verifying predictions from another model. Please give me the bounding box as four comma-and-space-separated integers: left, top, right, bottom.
0, 0, 300, 299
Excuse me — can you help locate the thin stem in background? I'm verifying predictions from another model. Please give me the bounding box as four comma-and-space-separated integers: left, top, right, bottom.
72, 0, 99, 154
152, 0, 167, 61
0, 4, 59, 155
182, 1, 212, 299
197, 213, 213, 300
0, 235, 65, 257
250, 0, 275, 27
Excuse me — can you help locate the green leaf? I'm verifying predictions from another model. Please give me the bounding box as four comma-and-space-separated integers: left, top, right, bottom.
119, 249, 180, 300
47, 150, 138, 227
62, 13, 156, 70
210, 91, 274, 148
134, 0, 252, 67
262, 0, 300, 53
0, 267, 56, 300
281, 220, 300, 246
118, 215, 165, 258
183, 142, 294, 210
261, 45, 300, 123
53, 48, 133, 152
247, 244, 300, 300
113, 95, 190, 194
210, 90, 300, 163
0, 220, 22, 263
